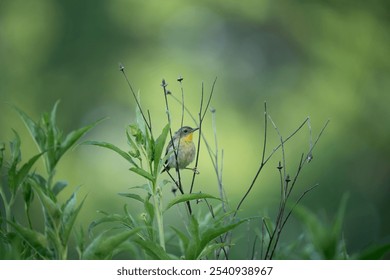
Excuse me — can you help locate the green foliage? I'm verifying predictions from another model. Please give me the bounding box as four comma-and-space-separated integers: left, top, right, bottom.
289, 194, 349, 259
86, 111, 238, 259
14, 101, 101, 175
171, 214, 245, 260
82, 229, 141, 260
164, 193, 220, 212
0, 102, 97, 259
357, 243, 390, 260
1, 95, 357, 260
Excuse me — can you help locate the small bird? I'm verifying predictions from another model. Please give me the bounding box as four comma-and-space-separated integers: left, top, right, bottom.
162, 126, 199, 173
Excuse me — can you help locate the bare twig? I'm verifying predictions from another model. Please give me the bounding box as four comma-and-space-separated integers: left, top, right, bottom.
119, 63, 151, 133
189, 82, 204, 194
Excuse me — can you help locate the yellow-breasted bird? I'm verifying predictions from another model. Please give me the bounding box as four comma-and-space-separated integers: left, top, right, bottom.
162, 126, 199, 173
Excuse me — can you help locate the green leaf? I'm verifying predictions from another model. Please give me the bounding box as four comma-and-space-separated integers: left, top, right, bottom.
153, 124, 170, 175
22, 180, 34, 207
134, 239, 172, 260
144, 198, 155, 225
128, 124, 144, 146
130, 167, 154, 182
14, 106, 45, 151
85, 141, 137, 166
0, 142, 5, 168
358, 243, 390, 260
144, 127, 154, 162
118, 192, 145, 203
13, 152, 44, 190
135, 97, 146, 135
332, 193, 349, 238
200, 219, 245, 250
262, 216, 275, 238
57, 120, 102, 168
123, 204, 139, 229
126, 129, 141, 158
9, 130, 22, 164
61, 192, 86, 246
198, 243, 227, 260
50, 100, 61, 129
43, 110, 57, 171
9, 222, 51, 259
165, 193, 220, 212
128, 183, 150, 192
184, 215, 245, 260
31, 182, 61, 224
171, 226, 189, 253
8, 131, 22, 192
88, 213, 130, 236
186, 216, 201, 259
82, 229, 141, 260
52, 181, 68, 196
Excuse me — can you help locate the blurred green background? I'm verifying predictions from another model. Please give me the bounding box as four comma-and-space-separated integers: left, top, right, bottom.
1, 0, 389, 258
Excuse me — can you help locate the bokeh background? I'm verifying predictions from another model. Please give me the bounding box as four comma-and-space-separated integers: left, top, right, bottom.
1, 0, 389, 259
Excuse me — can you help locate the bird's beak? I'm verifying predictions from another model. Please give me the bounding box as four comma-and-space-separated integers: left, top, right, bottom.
192, 127, 199, 132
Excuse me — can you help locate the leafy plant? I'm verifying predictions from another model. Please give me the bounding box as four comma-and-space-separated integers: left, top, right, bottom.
0, 102, 98, 259
0, 69, 338, 260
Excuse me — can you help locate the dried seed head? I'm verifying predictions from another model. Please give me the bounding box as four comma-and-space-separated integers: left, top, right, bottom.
177, 75, 184, 82
285, 175, 291, 183
277, 161, 283, 170
210, 107, 216, 113
161, 79, 168, 88
118, 63, 125, 72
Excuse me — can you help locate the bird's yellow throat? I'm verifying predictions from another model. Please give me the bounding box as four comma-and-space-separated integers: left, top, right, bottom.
183, 133, 193, 142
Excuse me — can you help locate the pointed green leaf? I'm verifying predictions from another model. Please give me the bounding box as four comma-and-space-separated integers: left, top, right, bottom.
0, 142, 5, 168
134, 239, 172, 260
9, 222, 51, 259
88, 213, 130, 236
14, 106, 45, 151
154, 124, 170, 175
50, 100, 61, 129
171, 226, 189, 251
128, 124, 144, 146
128, 183, 150, 192
130, 167, 154, 181
144, 127, 154, 161
200, 219, 246, 250
262, 216, 275, 238
165, 193, 220, 212
332, 193, 349, 237
135, 98, 146, 134
123, 204, 139, 229
198, 243, 227, 260
57, 120, 102, 167
61, 194, 86, 246
43, 110, 57, 171
31, 182, 61, 223
126, 129, 141, 158
144, 198, 155, 225
118, 192, 145, 203
84, 141, 137, 166
186, 216, 201, 259
358, 243, 390, 260
14, 152, 44, 190
52, 181, 68, 196
82, 229, 140, 260
22, 180, 34, 207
